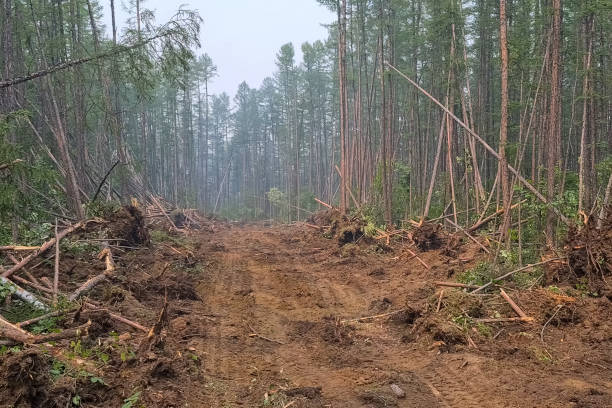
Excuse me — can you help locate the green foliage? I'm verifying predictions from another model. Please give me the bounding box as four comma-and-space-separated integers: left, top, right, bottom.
457, 262, 496, 286
62, 239, 99, 256
84, 200, 121, 218
50, 360, 67, 379
1, 298, 47, 325
512, 268, 543, 289
122, 391, 142, 408
266, 187, 287, 208
0, 345, 23, 356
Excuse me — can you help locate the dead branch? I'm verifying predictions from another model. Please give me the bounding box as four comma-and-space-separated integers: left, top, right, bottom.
68, 245, 115, 302
10, 274, 53, 295
341, 308, 410, 324
2, 220, 89, 278
84, 303, 148, 332
16, 310, 64, 328
436, 290, 444, 313
475, 317, 533, 323
247, 323, 285, 345
139, 294, 169, 354
499, 289, 533, 322
435, 281, 480, 289
0, 159, 24, 171
404, 247, 430, 270
314, 197, 333, 209
540, 304, 563, 342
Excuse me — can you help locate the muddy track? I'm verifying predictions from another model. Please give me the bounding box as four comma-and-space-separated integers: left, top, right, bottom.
182, 223, 612, 408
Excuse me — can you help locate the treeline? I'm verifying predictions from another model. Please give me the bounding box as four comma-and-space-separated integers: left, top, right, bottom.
1, 0, 611, 248
208, 0, 612, 244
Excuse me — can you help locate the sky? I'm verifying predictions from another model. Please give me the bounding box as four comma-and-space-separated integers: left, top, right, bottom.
102, 0, 335, 99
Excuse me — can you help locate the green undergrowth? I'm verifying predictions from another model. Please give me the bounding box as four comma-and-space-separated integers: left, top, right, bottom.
457, 259, 544, 289
150, 229, 192, 250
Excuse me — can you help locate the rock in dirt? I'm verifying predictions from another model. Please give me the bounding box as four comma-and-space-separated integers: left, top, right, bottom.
390, 383, 406, 398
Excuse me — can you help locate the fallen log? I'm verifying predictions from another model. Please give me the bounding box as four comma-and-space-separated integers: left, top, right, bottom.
314, 197, 333, 209
0, 276, 49, 310
468, 201, 525, 233
2, 220, 88, 279
0, 314, 90, 344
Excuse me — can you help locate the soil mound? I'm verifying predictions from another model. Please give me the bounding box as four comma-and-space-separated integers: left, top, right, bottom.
308, 209, 367, 246
0, 350, 52, 407
412, 222, 444, 251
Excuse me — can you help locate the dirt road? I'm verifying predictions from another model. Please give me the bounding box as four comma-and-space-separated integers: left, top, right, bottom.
178, 223, 611, 408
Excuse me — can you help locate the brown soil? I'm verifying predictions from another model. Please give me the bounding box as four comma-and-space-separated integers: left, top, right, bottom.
1, 211, 610, 407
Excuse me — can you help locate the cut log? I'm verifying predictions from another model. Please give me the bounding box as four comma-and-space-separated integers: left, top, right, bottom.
0, 315, 90, 344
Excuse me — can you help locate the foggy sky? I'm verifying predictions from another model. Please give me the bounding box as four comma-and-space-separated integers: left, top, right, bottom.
102, 0, 335, 100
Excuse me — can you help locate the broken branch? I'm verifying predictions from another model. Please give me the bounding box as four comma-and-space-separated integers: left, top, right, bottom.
2, 220, 88, 279
499, 289, 533, 322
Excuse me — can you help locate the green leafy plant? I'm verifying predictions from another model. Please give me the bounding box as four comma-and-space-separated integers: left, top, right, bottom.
457, 262, 496, 286
122, 391, 141, 408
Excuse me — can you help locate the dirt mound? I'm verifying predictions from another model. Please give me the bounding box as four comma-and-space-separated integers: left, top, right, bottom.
565, 211, 612, 292
108, 205, 151, 247
0, 350, 52, 407
412, 222, 444, 251
307, 208, 346, 227
308, 209, 368, 246
291, 316, 355, 346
